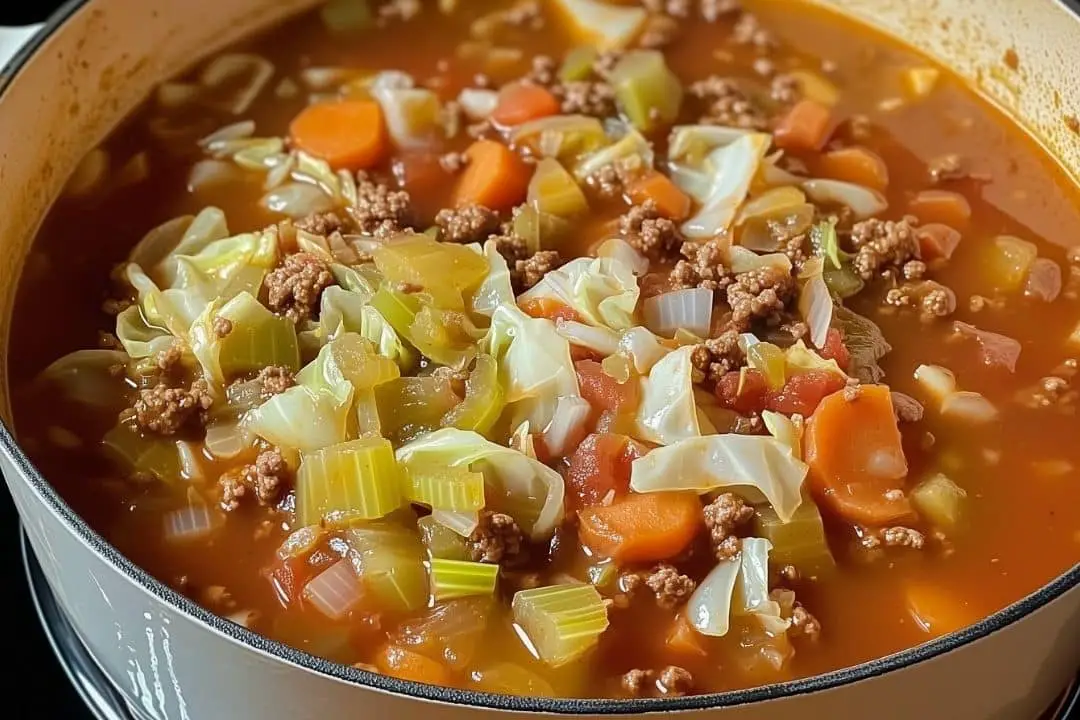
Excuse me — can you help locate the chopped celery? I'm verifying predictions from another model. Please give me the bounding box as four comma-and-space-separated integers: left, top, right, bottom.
320, 0, 372, 32
512, 584, 609, 667
102, 423, 181, 481
441, 354, 505, 434
429, 558, 500, 601
511, 205, 571, 253
417, 514, 469, 560
609, 50, 683, 132
405, 466, 486, 512
559, 46, 599, 82
372, 234, 489, 311
528, 158, 589, 218
823, 266, 865, 299
746, 342, 786, 391
375, 375, 462, 444
354, 388, 382, 438
216, 291, 300, 379
753, 501, 835, 578
986, 235, 1038, 292
510, 114, 607, 162
295, 437, 404, 528
911, 473, 967, 529
345, 520, 428, 613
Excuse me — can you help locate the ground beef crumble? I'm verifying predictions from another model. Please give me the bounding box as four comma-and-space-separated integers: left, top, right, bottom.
732, 11, 775, 50
438, 151, 469, 174
789, 602, 822, 639
891, 391, 925, 423
554, 80, 616, 117
514, 250, 563, 290
850, 216, 921, 281
644, 564, 697, 608
264, 252, 335, 323
689, 76, 770, 130
726, 265, 795, 330
219, 447, 289, 511
257, 365, 296, 400
703, 492, 754, 560
860, 526, 926, 550
621, 666, 694, 697
435, 203, 501, 244
349, 172, 412, 237
1016, 375, 1077, 411
131, 378, 213, 436
690, 329, 745, 385
670, 239, 734, 291
295, 211, 347, 237
885, 280, 956, 321
466, 511, 528, 567
212, 316, 233, 339
619, 200, 682, 260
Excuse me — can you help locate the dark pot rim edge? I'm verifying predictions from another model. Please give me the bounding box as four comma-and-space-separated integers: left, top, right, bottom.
1, 0, 1078, 714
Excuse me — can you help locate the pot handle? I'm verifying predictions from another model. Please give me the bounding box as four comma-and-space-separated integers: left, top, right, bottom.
0, 24, 44, 70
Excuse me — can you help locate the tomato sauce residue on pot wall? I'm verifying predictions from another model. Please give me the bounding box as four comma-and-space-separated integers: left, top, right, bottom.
8, 0, 1080, 700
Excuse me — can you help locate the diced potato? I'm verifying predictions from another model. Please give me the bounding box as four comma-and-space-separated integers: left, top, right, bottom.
550, 0, 648, 50
986, 235, 1038, 292
914, 364, 958, 403
788, 69, 840, 106
940, 391, 999, 424
910, 473, 967, 529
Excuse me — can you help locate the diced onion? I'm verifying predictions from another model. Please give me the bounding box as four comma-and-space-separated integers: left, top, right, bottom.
260, 182, 335, 218
188, 160, 243, 193
302, 559, 365, 620
941, 391, 999, 424
458, 88, 499, 120
164, 504, 219, 543
798, 264, 833, 349
204, 421, 252, 460
1024, 258, 1063, 302
542, 396, 592, 457
596, 237, 649, 276
914, 364, 957, 403
198, 120, 256, 147
803, 178, 888, 219
643, 288, 714, 339
729, 247, 792, 275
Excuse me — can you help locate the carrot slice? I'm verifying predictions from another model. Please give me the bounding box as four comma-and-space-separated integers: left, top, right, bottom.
578, 491, 702, 563
491, 82, 561, 127
289, 100, 388, 170
907, 190, 971, 228
905, 582, 978, 637
817, 146, 889, 191
804, 384, 915, 525
453, 140, 531, 210
375, 644, 453, 686
519, 297, 580, 323
773, 99, 833, 152
627, 171, 692, 220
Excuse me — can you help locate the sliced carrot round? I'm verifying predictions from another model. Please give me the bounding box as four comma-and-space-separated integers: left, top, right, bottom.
289, 100, 389, 170
453, 140, 531, 211
578, 491, 702, 563
491, 82, 560, 127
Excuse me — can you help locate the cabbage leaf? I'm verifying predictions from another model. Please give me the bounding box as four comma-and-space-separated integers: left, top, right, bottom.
517, 255, 639, 330
470, 240, 515, 319
33, 349, 132, 410
633, 345, 700, 446
680, 133, 771, 238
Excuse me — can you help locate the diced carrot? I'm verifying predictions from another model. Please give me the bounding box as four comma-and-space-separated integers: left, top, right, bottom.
916, 223, 962, 261
816, 146, 889, 191
519, 297, 580, 323
627, 171, 692, 221
666, 613, 708, 657
566, 433, 635, 510
453, 139, 531, 210
819, 328, 851, 370
576, 360, 639, 413
375, 644, 453, 686
773, 99, 833, 152
904, 582, 978, 637
578, 491, 703, 563
289, 100, 388, 170
804, 384, 915, 526
907, 190, 971, 228
768, 370, 847, 417
491, 82, 561, 127
715, 369, 769, 415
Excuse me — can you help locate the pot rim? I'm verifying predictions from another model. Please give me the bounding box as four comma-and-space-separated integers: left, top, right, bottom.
2, 0, 1079, 714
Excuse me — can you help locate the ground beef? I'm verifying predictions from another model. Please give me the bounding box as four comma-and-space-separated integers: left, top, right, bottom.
438, 151, 469, 174
155, 341, 185, 374
212, 317, 233, 339
592, 50, 625, 80
295, 211, 346, 237
726, 265, 795, 329
644, 564, 696, 608
435, 203, 501, 244
690, 329, 745, 385
731, 12, 775, 51
884, 280, 957, 321
555, 81, 615, 116
513, 250, 563, 290
703, 492, 754, 560
491, 230, 529, 265
861, 526, 926, 550
466, 511, 527, 567
257, 366, 295, 400
789, 602, 822, 640
850, 216, 921, 281
264, 252, 335, 323
620, 666, 694, 697
927, 153, 965, 184
638, 14, 680, 48
891, 391, 925, 423
657, 666, 694, 696
583, 162, 633, 199
621, 669, 652, 697
350, 172, 412, 237
670, 239, 734, 291
619, 200, 682, 260
524, 55, 557, 86
131, 379, 213, 436
219, 447, 290, 511
689, 76, 769, 130
770, 73, 800, 105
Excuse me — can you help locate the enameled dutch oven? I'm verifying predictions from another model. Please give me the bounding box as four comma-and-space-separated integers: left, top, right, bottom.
0, 1, 1078, 718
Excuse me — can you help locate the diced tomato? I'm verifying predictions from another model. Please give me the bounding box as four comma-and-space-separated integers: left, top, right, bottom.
576, 360, 640, 413
571, 345, 605, 363
519, 297, 579, 323
565, 433, 636, 510
715, 369, 770, 415
819, 328, 851, 370
767, 370, 847, 416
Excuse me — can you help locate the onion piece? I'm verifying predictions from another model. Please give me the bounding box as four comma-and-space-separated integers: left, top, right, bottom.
204, 420, 252, 460
164, 503, 219, 543
188, 160, 243, 193
729, 247, 792, 275
433, 509, 480, 538
458, 88, 499, 120
797, 259, 833, 349
913, 364, 958, 403
803, 178, 888, 219
199, 54, 274, 116
555, 319, 620, 357
941, 391, 999, 424
596, 237, 649, 276
260, 182, 335, 218
952, 321, 1022, 372
302, 559, 365, 620
198, 120, 256, 148
643, 288, 713, 339
1024, 258, 1062, 302
687, 557, 741, 637
542, 396, 592, 457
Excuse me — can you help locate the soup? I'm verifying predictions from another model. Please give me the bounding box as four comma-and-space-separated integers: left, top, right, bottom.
11, 0, 1080, 700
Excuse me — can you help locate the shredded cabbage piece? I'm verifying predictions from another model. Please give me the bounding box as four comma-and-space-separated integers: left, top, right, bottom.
517, 256, 640, 330
34, 349, 132, 410
633, 345, 701, 446
680, 133, 771, 238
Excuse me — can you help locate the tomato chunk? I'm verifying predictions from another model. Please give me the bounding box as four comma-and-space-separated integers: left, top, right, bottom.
715, 369, 770, 415
576, 360, 639, 413
566, 433, 636, 510
767, 371, 847, 416
819, 328, 851, 370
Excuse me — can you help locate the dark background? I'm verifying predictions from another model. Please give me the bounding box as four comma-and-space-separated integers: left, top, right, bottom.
2, 4, 89, 720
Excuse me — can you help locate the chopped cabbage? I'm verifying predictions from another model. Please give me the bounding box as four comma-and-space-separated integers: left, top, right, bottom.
633, 345, 700, 446
680, 133, 771, 238
668, 124, 751, 165
686, 556, 740, 637
33, 349, 132, 410
687, 537, 787, 639
517, 256, 639, 330
470, 240, 514, 319
396, 428, 565, 539
115, 305, 175, 359
630, 434, 808, 521
572, 129, 654, 182
783, 340, 846, 379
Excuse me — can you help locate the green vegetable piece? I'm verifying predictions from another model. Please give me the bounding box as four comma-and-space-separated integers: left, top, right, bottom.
328, 333, 399, 390
609, 50, 683, 132
429, 558, 500, 601
823, 266, 865, 299
409, 304, 480, 368
295, 437, 404, 528
441, 355, 505, 434
372, 234, 489, 311
214, 292, 300, 380
527, 157, 589, 218
405, 466, 486, 512
346, 519, 428, 613
559, 46, 599, 83
375, 374, 461, 445
369, 286, 420, 338
321, 0, 373, 32
910, 473, 967, 530
417, 515, 469, 560
753, 501, 836, 578
512, 584, 609, 667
